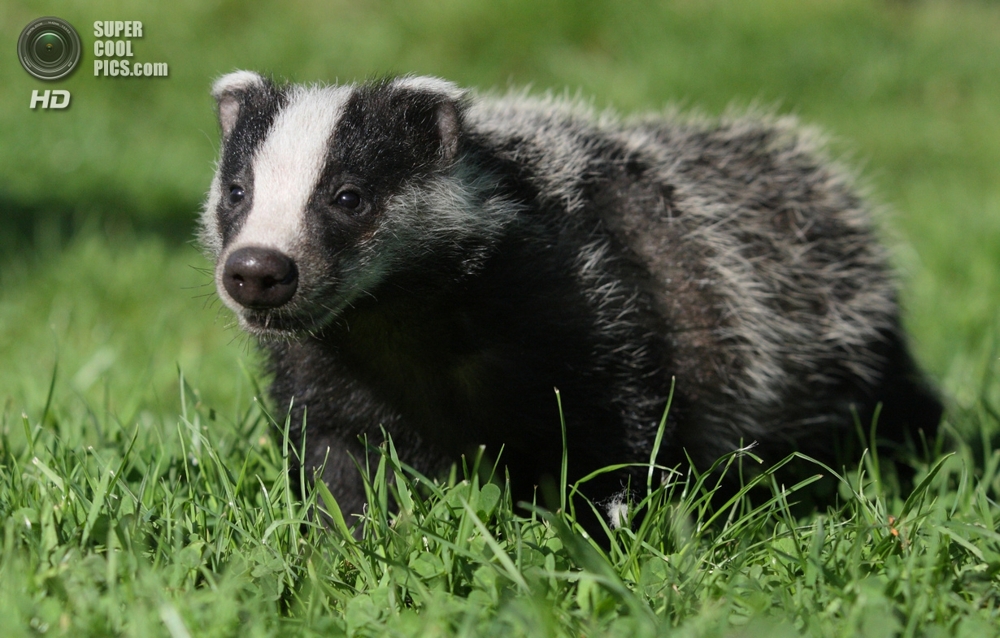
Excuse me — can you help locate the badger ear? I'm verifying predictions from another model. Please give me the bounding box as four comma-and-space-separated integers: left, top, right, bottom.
212, 70, 268, 139
435, 97, 462, 164
392, 76, 466, 164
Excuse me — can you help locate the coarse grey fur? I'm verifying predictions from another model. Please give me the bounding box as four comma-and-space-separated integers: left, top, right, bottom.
201, 72, 941, 527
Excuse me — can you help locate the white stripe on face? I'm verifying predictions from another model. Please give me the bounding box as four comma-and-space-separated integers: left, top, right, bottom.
228, 85, 353, 257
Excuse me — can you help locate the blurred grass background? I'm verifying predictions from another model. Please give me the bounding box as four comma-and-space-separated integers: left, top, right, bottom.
0, 0, 998, 432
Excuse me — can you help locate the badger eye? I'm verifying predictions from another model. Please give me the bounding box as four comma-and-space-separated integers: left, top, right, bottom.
334, 190, 362, 211
228, 185, 245, 205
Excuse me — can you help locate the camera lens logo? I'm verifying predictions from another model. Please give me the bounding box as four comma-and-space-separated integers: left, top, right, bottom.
17, 17, 82, 80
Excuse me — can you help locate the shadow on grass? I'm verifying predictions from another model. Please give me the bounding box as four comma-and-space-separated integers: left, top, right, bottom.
0, 192, 201, 260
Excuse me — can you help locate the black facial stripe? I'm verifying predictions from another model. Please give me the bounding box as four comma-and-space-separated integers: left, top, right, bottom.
217, 80, 287, 244
301, 81, 451, 258
331, 80, 447, 194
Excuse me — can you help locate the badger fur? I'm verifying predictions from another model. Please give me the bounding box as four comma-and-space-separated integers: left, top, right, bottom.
201, 71, 941, 522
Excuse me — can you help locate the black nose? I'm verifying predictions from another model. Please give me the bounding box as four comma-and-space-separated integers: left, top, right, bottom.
222, 246, 298, 309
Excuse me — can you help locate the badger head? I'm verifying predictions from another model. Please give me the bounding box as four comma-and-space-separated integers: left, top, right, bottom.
201, 71, 483, 340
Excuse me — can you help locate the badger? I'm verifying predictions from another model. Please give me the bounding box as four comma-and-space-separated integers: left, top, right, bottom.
201, 71, 941, 523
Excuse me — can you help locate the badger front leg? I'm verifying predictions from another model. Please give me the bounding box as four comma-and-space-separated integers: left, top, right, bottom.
296, 427, 371, 521
265, 340, 409, 519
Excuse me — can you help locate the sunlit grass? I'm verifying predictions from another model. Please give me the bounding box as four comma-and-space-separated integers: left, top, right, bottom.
1, 372, 998, 636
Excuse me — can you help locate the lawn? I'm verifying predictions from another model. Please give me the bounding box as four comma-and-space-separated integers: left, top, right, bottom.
1, 0, 999, 635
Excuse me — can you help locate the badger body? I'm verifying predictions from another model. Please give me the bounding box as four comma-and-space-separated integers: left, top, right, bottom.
202, 72, 941, 518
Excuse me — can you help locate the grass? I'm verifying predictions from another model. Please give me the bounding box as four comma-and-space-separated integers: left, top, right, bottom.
2, 373, 999, 637
2, 0, 1000, 635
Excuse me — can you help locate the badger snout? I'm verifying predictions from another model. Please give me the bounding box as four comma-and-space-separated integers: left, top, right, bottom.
222, 246, 299, 309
